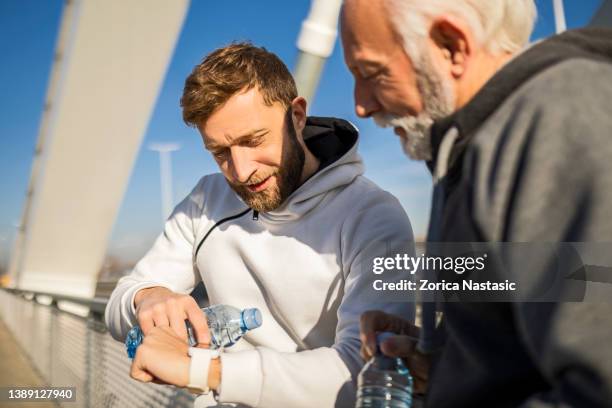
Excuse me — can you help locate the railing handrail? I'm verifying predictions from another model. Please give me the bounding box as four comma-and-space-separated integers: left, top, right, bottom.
1, 287, 109, 315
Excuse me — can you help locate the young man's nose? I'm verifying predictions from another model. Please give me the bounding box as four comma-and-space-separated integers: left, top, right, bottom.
229, 147, 257, 184
354, 81, 381, 118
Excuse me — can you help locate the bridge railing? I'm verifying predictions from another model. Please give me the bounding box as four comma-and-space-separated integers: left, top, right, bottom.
0, 288, 196, 408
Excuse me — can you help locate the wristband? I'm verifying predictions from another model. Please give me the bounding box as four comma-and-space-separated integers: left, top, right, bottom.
187, 347, 220, 394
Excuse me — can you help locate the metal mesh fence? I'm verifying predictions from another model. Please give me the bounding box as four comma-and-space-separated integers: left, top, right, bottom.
0, 290, 196, 408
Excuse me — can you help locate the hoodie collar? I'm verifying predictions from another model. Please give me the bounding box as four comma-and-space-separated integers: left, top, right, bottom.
428, 27, 612, 175
259, 116, 364, 223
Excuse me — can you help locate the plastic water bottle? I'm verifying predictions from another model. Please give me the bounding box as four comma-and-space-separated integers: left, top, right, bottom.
356, 332, 413, 408
125, 304, 262, 358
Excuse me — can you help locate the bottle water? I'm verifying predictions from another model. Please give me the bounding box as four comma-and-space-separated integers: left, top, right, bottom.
125, 304, 262, 359
356, 332, 413, 408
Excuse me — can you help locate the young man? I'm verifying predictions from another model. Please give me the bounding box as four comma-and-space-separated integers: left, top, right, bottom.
105, 43, 415, 407
342, 0, 612, 406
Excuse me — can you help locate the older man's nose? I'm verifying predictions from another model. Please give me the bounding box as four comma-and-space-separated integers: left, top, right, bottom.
354, 81, 381, 118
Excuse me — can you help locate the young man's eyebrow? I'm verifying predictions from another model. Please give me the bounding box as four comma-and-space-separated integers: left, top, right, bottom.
205, 128, 268, 150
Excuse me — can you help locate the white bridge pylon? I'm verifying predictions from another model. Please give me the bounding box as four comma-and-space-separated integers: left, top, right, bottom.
9, 0, 190, 297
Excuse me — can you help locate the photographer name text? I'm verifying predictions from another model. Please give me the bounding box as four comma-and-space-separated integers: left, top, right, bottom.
373, 279, 517, 291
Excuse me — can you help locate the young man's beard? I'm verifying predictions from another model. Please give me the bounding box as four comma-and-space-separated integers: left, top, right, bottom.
373, 47, 455, 161
229, 118, 305, 213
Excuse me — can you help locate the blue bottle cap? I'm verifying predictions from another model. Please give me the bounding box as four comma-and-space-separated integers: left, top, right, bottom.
241, 308, 263, 330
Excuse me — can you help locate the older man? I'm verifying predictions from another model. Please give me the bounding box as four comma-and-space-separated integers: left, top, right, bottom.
342, 0, 612, 406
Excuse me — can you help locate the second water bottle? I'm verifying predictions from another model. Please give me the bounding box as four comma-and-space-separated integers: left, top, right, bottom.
355, 332, 413, 408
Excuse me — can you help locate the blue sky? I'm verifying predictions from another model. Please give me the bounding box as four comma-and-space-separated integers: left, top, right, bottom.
0, 0, 604, 266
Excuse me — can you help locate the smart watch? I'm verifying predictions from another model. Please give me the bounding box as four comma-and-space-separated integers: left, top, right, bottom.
186, 347, 220, 394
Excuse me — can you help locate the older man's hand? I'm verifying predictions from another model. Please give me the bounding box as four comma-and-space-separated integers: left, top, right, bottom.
360, 310, 430, 395
130, 326, 191, 386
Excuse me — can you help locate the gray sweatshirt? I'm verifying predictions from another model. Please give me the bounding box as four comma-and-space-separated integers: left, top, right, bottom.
424, 28, 612, 407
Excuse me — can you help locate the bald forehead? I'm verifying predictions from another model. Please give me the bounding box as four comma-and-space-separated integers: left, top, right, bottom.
341, 0, 400, 55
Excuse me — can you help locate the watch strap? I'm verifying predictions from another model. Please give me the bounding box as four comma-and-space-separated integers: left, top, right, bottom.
187, 347, 219, 394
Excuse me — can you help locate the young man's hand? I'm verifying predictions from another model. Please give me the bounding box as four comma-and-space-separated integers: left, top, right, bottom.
360, 310, 430, 395
130, 326, 190, 385
130, 326, 222, 391
134, 286, 210, 346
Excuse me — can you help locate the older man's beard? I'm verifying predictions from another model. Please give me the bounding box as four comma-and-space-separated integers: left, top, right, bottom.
373, 51, 455, 161
228, 120, 305, 212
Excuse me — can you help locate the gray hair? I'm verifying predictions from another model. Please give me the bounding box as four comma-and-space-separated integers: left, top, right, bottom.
385, 0, 537, 59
